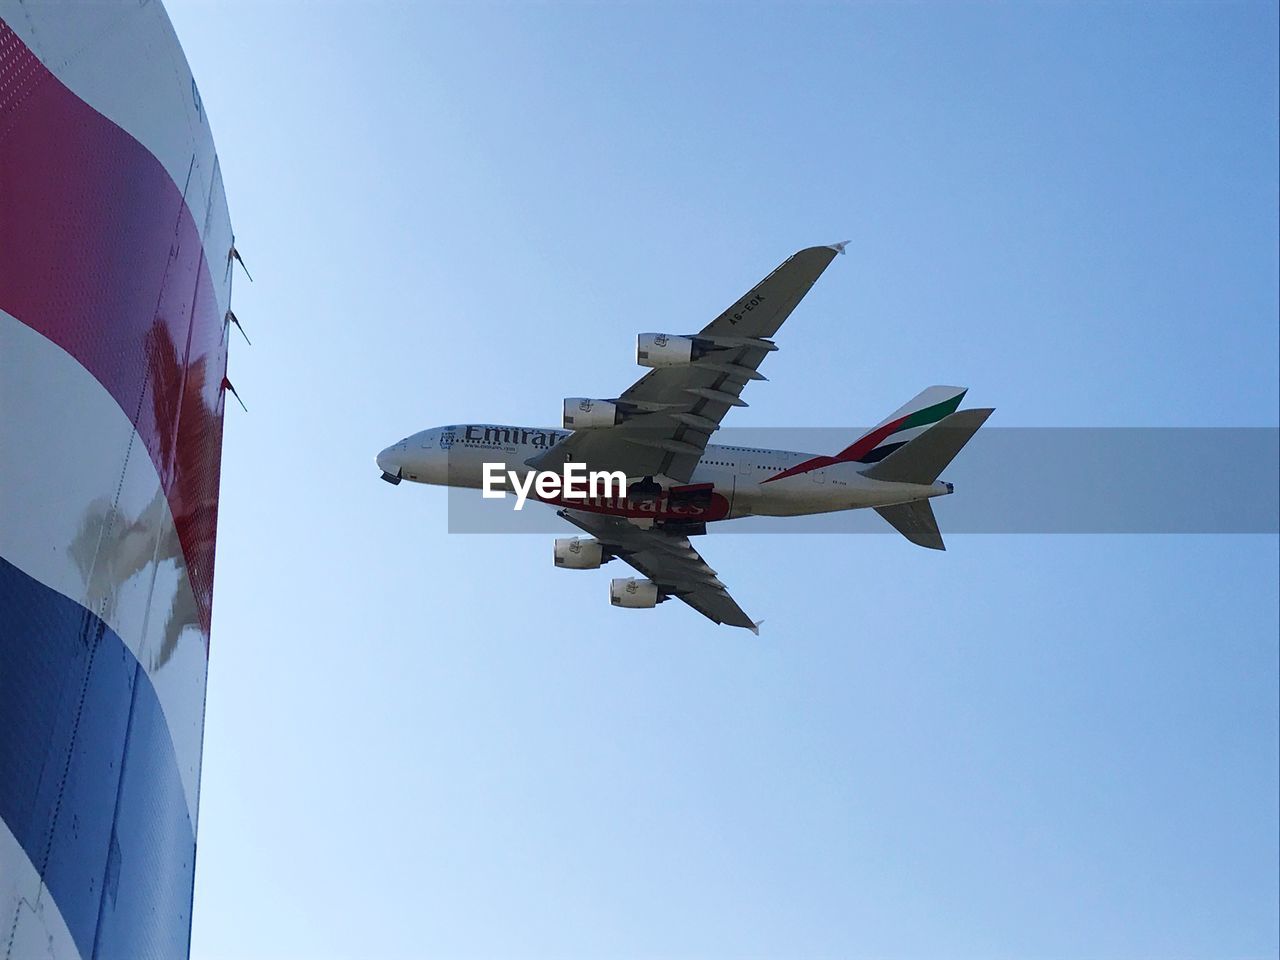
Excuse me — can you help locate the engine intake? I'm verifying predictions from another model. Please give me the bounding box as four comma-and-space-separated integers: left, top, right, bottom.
563, 397, 622, 429
554, 537, 605, 569
609, 577, 661, 609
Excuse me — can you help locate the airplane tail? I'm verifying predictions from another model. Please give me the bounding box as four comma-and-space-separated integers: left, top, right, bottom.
875, 499, 945, 550
836, 385, 970, 465
861, 408, 994, 484
865, 406, 994, 550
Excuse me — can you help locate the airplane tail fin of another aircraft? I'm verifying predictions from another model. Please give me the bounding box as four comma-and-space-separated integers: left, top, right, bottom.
875, 499, 945, 550
861, 408, 994, 485
836, 386, 969, 465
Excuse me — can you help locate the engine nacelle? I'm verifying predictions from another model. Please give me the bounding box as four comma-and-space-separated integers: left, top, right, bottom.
610, 577, 660, 608
563, 397, 622, 429
554, 537, 604, 569
636, 333, 696, 368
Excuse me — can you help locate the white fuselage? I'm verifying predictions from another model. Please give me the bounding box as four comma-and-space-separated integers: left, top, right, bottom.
377, 423, 952, 524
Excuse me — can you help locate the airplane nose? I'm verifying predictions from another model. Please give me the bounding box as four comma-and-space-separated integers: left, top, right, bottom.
376, 446, 403, 484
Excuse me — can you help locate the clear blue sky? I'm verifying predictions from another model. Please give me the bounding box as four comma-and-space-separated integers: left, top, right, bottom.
169, 3, 1278, 958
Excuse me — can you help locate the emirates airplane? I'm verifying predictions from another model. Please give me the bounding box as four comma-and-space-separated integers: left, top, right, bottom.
377, 244, 992, 632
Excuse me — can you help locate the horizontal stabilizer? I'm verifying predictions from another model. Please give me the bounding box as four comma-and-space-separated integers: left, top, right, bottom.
862, 408, 994, 485
875, 499, 945, 550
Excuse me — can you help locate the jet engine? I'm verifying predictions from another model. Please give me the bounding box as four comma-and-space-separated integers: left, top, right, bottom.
563, 397, 622, 429
636, 332, 720, 368
554, 537, 606, 569
610, 577, 661, 608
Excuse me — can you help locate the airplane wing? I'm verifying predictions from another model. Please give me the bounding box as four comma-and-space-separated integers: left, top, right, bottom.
558, 509, 760, 633
531, 243, 846, 483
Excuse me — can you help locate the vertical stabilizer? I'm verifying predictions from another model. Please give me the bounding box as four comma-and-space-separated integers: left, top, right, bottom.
0, 6, 233, 958
837, 385, 969, 464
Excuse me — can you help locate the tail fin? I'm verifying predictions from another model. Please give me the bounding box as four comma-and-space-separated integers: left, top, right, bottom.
837, 386, 969, 465
876, 500, 945, 550
862, 408, 994, 484
761, 386, 977, 486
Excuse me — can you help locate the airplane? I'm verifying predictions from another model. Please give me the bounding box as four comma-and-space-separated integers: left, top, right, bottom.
376, 244, 992, 633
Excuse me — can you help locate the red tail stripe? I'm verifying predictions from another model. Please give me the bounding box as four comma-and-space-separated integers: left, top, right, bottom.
835, 414, 911, 461
762, 413, 910, 483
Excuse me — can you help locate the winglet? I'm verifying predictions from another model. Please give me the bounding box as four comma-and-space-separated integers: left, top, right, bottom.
750, 620, 764, 636
827, 241, 849, 255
